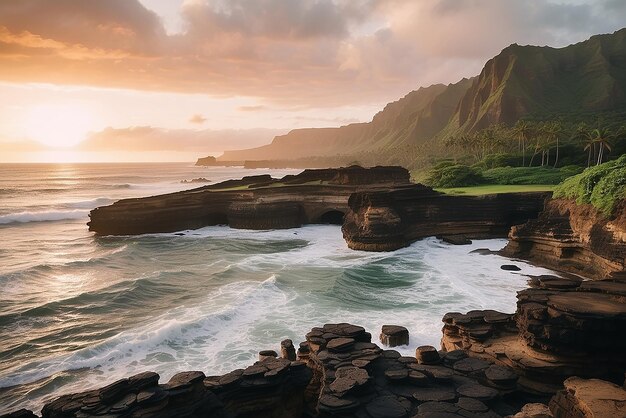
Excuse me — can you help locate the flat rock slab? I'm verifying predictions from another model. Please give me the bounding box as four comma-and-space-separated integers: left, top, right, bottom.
456, 396, 489, 413
547, 293, 626, 318
453, 358, 491, 374
327, 337, 356, 352
456, 383, 499, 401
413, 387, 458, 403
329, 367, 370, 394
410, 364, 455, 382
442, 350, 468, 365
365, 395, 411, 418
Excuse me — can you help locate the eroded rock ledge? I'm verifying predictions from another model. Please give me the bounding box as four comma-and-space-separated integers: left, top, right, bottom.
6, 310, 626, 418
88, 166, 411, 235
502, 198, 626, 280
342, 186, 549, 251
441, 274, 626, 397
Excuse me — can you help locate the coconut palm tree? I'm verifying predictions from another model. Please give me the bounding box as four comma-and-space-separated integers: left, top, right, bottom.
544, 121, 564, 168
513, 120, 533, 166
584, 128, 614, 165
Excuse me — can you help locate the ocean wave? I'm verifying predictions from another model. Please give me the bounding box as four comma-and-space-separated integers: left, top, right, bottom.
66, 198, 115, 209
0, 275, 289, 389
0, 209, 89, 225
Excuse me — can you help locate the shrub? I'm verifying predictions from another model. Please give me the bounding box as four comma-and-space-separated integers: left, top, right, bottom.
425, 164, 485, 188
553, 155, 626, 215
482, 166, 582, 185
472, 154, 521, 170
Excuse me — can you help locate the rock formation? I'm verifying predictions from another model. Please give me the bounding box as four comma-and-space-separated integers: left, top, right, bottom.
5, 317, 626, 418
88, 166, 410, 236
89, 166, 549, 243
342, 185, 549, 251
441, 275, 626, 396
14, 359, 312, 418
195, 155, 218, 166
502, 198, 626, 280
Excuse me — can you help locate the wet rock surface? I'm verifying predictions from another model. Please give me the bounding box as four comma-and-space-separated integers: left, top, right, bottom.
502, 198, 626, 280
342, 187, 549, 251
301, 323, 522, 418
88, 166, 411, 235
441, 275, 626, 396
380, 325, 410, 347
6, 309, 626, 418
16, 357, 312, 418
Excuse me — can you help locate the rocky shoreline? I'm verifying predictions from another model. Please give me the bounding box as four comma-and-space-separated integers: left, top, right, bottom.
87, 166, 548, 245
502, 199, 626, 280
5, 269, 626, 417
13, 166, 624, 417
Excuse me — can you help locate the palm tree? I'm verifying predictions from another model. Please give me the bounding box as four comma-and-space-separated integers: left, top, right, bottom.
544, 121, 564, 168
584, 128, 614, 165
513, 120, 533, 166
572, 123, 592, 166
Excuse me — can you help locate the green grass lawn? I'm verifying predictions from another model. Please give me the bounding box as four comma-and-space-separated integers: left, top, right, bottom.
438, 184, 555, 195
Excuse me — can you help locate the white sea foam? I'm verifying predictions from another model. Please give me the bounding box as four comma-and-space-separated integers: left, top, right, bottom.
66, 197, 115, 209
0, 209, 89, 224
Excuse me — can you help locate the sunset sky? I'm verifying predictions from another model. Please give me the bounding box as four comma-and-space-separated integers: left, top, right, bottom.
1, 0, 625, 162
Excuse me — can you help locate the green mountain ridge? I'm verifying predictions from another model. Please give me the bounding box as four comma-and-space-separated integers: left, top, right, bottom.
220, 78, 473, 161
221, 28, 626, 164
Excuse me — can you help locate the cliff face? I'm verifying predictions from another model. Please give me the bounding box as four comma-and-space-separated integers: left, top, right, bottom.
88, 166, 411, 236
220, 29, 626, 164
502, 198, 626, 280
442, 274, 626, 396
447, 28, 626, 133
219, 78, 473, 161
342, 186, 549, 251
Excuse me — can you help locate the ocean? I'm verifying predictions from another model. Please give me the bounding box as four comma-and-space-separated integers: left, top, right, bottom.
0, 163, 555, 414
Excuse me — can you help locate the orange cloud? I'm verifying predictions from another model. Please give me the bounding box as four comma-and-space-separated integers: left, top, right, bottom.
0, 0, 623, 108
189, 114, 207, 124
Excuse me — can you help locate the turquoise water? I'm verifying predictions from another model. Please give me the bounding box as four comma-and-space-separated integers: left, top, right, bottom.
0, 163, 555, 414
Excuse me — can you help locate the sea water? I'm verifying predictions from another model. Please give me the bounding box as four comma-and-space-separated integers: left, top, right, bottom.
0, 163, 556, 413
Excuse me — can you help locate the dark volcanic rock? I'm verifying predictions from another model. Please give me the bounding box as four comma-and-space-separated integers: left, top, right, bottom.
342, 186, 549, 251
441, 276, 626, 396
501, 264, 521, 271
88, 166, 411, 235
299, 323, 518, 418
502, 198, 626, 280
380, 325, 410, 347
416, 346, 441, 365
439, 235, 472, 245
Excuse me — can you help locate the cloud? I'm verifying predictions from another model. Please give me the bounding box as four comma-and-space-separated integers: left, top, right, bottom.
0, 0, 624, 108
189, 113, 207, 124
238, 105, 266, 112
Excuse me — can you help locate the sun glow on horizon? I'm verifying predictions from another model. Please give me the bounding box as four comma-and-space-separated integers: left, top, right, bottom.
23, 103, 98, 148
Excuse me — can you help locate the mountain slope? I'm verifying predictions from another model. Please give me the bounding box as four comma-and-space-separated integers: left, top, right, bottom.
446, 28, 626, 133
221, 28, 626, 164
219, 78, 473, 161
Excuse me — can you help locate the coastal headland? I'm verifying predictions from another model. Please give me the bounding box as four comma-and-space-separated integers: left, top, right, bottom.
6, 165, 624, 417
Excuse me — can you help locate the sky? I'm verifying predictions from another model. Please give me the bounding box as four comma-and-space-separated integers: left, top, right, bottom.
1, 0, 625, 162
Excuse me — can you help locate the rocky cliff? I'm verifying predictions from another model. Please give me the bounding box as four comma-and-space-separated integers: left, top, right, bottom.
220, 29, 626, 165
441, 274, 626, 398
502, 198, 626, 280
445, 28, 626, 133
219, 78, 473, 162
342, 185, 549, 251
7, 310, 626, 417
88, 166, 411, 236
